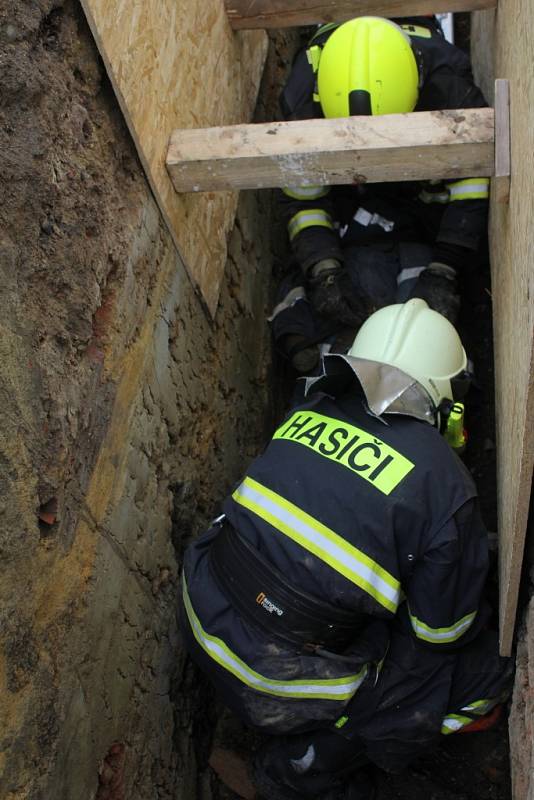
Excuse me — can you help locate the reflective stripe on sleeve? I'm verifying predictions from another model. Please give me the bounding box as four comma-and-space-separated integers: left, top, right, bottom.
268, 286, 307, 322
408, 608, 477, 644
446, 178, 490, 201
233, 477, 401, 613
397, 266, 426, 285
283, 185, 330, 201
182, 576, 368, 700
288, 209, 334, 241
441, 713, 473, 734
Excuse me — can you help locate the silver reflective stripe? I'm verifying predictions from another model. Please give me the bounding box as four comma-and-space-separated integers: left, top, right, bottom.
409, 609, 477, 643
397, 266, 426, 285
268, 286, 307, 322
447, 179, 490, 200
183, 577, 368, 700
288, 209, 334, 240
283, 185, 330, 200
450, 182, 489, 196
441, 714, 473, 734
461, 698, 497, 715
233, 477, 400, 613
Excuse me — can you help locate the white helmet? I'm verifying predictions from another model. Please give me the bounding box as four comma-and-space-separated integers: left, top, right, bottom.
348, 299, 467, 414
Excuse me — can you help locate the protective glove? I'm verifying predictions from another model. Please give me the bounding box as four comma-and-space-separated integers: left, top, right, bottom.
282, 333, 320, 374
411, 262, 460, 323
253, 730, 371, 800
307, 259, 371, 330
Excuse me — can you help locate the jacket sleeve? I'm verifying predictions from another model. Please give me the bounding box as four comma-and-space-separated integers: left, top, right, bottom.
403, 499, 490, 650
418, 42, 490, 268
279, 46, 342, 272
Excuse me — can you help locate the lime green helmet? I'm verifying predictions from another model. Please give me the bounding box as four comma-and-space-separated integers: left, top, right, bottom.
348, 299, 467, 415
314, 17, 419, 117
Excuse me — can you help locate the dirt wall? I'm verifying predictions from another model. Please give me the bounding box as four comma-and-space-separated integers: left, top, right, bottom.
0, 2, 281, 797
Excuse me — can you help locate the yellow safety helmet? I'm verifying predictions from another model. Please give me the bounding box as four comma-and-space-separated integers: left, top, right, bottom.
348, 299, 467, 414
313, 17, 419, 118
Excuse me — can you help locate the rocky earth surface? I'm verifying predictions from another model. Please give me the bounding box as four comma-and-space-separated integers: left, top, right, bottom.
0, 2, 296, 797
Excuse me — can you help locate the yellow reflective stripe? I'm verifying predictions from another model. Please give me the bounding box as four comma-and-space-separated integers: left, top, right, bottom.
288, 209, 334, 241
283, 185, 330, 201
401, 23, 432, 38
461, 698, 498, 715
441, 713, 473, 734
183, 577, 368, 700
409, 608, 477, 644
233, 476, 401, 613
446, 178, 490, 201
272, 410, 414, 496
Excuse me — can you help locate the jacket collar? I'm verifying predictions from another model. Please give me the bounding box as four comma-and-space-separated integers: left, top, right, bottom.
304, 353, 437, 425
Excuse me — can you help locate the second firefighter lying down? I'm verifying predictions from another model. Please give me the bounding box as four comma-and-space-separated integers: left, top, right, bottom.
180, 300, 511, 800
270, 240, 435, 373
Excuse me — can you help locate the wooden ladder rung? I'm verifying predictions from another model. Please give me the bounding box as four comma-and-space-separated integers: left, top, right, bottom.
166, 108, 495, 193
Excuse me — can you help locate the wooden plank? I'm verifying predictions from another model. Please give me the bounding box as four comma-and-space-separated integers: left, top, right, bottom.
472, 5, 534, 656
80, 0, 268, 316
493, 79, 511, 204
167, 108, 495, 193
225, 0, 496, 29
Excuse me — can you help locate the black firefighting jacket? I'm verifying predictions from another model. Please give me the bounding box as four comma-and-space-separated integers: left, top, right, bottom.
279, 18, 489, 273
181, 389, 490, 732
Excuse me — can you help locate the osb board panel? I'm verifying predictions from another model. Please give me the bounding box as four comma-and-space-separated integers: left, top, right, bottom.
472, 7, 534, 656
80, 0, 268, 315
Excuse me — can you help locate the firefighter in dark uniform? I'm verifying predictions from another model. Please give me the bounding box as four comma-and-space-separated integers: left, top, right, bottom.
274, 15, 489, 367
270, 240, 433, 373
180, 300, 511, 800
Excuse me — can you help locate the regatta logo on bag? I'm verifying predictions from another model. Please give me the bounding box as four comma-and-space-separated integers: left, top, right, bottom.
256, 592, 284, 616
273, 411, 414, 495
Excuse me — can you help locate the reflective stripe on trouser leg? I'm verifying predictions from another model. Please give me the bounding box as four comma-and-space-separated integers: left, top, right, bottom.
441, 697, 502, 735
460, 697, 501, 715
288, 209, 335, 241
283, 186, 330, 201
441, 713, 474, 734
446, 178, 490, 201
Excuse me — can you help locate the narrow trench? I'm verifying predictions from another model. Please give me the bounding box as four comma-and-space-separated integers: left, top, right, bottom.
0, 4, 524, 798
179, 21, 513, 800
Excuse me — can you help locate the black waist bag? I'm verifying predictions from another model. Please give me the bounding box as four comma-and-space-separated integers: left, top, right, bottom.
209, 521, 365, 653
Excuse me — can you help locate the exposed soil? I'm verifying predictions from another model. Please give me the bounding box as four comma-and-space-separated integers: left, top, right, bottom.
0, 2, 277, 797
